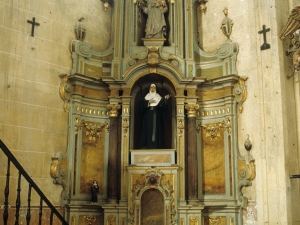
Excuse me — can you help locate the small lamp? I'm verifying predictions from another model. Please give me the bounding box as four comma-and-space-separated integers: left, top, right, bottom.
101, 0, 113, 10
198, 0, 208, 13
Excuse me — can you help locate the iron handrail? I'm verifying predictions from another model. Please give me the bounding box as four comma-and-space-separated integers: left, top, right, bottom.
0, 139, 69, 225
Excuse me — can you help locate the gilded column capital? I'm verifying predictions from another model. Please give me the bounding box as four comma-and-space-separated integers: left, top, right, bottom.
107, 104, 121, 117
185, 104, 200, 118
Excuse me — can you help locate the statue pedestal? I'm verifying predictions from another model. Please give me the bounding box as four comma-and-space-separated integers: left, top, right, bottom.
142, 38, 165, 48
130, 149, 176, 166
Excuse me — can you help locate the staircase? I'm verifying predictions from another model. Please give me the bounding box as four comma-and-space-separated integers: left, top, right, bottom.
0, 139, 69, 225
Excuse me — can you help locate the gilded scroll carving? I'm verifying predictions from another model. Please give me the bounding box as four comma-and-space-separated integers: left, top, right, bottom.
234, 76, 248, 113
59, 73, 73, 112
50, 153, 69, 204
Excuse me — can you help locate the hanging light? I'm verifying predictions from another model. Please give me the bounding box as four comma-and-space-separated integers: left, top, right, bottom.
101, 0, 113, 11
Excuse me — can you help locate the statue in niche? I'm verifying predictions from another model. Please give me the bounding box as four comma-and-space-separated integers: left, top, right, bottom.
137, 0, 168, 38
139, 84, 170, 149
91, 180, 99, 202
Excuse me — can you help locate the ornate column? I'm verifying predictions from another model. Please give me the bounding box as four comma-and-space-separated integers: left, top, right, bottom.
119, 88, 132, 205
185, 104, 200, 205
175, 89, 187, 206
107, 104, 121, 203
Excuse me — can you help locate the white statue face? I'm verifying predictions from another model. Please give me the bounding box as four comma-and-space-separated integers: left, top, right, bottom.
150, 85, 156, 93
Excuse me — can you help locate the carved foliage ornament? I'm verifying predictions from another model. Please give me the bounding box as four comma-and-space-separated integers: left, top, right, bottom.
82, 121, 109, 141
197, 118, 231, 141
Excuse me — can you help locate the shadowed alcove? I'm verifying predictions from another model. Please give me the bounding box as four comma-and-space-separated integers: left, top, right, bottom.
131, 74, 175, 150
141, 189, 164, 225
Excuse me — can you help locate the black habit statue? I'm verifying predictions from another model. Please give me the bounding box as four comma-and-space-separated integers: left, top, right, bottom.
139, 84, 170, 149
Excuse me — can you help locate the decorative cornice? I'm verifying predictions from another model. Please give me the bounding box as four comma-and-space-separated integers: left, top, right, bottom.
234, 76, 248, 113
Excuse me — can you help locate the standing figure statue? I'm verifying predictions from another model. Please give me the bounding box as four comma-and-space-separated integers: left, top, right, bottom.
91, 180, 99, 203
138, 0, 168, 38
140, 84, 170, 149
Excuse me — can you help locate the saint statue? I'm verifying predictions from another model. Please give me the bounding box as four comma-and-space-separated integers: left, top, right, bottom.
139, 84, 170, 149
138, 0, 168, 39
91, 180, 99, 202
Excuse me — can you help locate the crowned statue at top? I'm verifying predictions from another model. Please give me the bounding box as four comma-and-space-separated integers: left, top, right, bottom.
138, 0, 168, 39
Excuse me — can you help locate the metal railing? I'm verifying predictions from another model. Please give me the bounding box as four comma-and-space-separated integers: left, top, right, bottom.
0, 139, 69, 225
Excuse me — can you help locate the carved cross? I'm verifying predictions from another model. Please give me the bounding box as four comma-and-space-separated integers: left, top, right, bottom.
258, 25, 271, 50
27, 17, 40, 37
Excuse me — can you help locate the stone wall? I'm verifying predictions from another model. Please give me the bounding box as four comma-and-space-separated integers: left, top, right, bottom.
202, 0, 300, 224
0, 0, 112, 211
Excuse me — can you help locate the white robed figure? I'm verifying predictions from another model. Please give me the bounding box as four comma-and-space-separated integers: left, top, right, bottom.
139, 84, 170, 149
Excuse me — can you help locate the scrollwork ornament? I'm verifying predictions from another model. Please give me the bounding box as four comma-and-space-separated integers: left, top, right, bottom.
234, 76, 248, 113
59, 73, 73, 112
50, 154, 69, 205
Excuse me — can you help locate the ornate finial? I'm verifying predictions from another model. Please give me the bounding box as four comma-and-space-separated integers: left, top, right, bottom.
74, 17, 86, 41
244, 134, 252, 151
220, 7, 233, 42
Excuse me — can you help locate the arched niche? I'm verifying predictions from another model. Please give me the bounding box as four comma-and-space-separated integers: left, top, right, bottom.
130, 74, 176, 150
141, 189, 164, 225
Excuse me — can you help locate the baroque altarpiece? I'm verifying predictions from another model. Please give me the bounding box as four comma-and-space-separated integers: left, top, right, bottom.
51, 1, 255, 224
